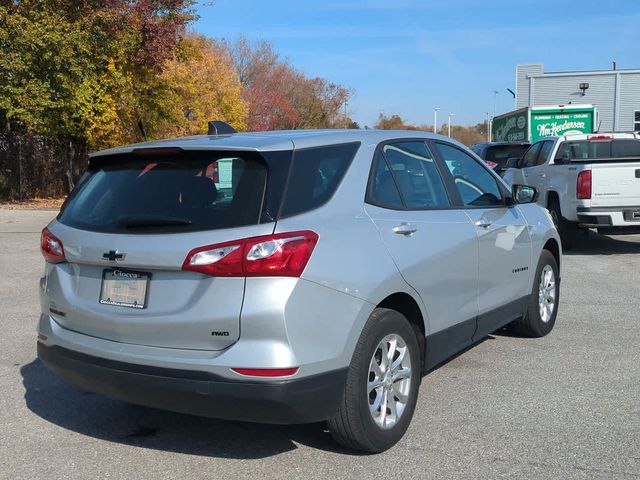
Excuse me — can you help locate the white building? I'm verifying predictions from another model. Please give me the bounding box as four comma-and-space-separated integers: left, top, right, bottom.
516, 63, 640, 133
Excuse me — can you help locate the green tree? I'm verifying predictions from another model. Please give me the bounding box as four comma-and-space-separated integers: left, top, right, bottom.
0, 0, 197, 147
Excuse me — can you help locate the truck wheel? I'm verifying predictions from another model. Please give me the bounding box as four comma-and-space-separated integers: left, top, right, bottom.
328, 308, 421, 453
510, 250, 559, 337
548, 199, 576, 250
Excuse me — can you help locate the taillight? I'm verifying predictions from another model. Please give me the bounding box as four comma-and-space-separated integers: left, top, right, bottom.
40, 228, 66, 263
182, 230, 319, 277
577, 170, 592, 199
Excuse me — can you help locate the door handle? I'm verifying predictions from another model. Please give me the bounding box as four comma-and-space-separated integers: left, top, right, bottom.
393, 223, 417, 236
475, 219, 492, 229
538, 172, 546, 177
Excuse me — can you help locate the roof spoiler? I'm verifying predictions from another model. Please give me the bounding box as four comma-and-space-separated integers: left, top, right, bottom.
207, 120, 237, 136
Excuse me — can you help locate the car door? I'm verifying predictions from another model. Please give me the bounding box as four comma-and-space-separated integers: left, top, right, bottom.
432, 141, 532, 339
502, 142, 542, 187
522, 140, 554, 203
364, 141, 479, 359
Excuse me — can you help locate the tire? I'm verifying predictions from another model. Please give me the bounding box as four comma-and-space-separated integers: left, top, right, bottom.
328, 308, 421, 453
510, 250, 560, 337
548, 199, 576, 250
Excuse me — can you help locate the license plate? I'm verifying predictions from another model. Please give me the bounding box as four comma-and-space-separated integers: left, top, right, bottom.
99, 269, 150, 309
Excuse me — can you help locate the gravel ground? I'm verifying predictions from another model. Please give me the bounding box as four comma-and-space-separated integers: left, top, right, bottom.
1, 209, 639, 480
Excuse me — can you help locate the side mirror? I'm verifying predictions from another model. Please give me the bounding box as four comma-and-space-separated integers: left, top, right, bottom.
512, 184, 538, 204
505, 157, 520, 169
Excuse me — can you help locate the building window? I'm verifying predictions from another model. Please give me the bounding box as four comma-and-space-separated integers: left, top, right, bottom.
635, 111, 640, 132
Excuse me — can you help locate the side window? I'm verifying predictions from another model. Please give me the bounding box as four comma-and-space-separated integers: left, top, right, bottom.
612, 139, 640, 157
280, 142, 359, 217
536, 141, 554, 166
634, 111, 640, 132
369, 151, 403, 209
519, 142, 543, 168
380, 141, 450, 209
434, 142, 504, 207
471, 145, 484, 157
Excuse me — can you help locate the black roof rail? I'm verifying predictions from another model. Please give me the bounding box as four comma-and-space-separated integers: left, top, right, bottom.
207, 121, 237, 135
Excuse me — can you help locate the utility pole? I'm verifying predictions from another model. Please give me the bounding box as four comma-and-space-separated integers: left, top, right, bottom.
433, 108, 440, 134
486, 112, 491, 142
448, 113, 454, 137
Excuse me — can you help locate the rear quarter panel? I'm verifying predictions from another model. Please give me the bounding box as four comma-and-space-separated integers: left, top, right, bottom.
273, 140, 431, 370
516, 203, 562, 290
547, 162, 581, 221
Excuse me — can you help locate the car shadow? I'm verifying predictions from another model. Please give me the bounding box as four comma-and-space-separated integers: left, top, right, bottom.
565, 230, 640, 255
21, 359, 363, 459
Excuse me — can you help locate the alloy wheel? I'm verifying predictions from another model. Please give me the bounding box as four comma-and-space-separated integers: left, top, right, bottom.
367, 333, 412, 429
538, 265, 556, 323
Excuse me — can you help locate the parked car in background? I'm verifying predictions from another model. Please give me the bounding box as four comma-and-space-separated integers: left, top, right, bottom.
471, 141, 530, 175
38, 127, 561, 453
502, 132, 640, 248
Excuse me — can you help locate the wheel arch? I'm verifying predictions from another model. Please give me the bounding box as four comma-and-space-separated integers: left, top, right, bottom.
547, 190, 560, 209
543, 237, 561, 271
376, 292, 426, 373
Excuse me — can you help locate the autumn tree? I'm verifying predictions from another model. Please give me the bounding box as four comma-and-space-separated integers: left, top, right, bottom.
153, 34, 247, 138
226, 36, 353, 131
375, 113, 407, 130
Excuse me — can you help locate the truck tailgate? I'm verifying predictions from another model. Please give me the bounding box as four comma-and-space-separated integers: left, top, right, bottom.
591, 161, 640, 207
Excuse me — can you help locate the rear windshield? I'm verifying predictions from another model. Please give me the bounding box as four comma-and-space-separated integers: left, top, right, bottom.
485, 145, 529, 164
58, 142, 359, 233
555, 139, 640, 161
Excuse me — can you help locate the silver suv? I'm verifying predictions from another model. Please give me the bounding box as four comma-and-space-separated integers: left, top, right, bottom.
38, 128, 561, 452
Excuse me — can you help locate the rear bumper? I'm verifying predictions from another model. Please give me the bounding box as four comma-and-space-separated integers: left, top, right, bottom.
37, 343, 347, 424
576, 206, 640, 229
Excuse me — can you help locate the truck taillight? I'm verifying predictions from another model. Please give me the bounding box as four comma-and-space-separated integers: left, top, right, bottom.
182, 231, 319, 277
577, 170, 592, 199
40, 228, 66, 263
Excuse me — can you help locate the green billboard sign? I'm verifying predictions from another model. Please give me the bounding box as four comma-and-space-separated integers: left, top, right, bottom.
492, 109, 528, 142
530, 109, 594, 142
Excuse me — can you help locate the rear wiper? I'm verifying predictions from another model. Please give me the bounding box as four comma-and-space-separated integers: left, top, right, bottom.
116, 216, 194, 229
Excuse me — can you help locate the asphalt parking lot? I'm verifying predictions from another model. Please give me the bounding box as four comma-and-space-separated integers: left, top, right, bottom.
1, 209, 639, 480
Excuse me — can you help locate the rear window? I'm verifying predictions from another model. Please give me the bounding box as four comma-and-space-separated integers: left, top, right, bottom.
59, 142, 359, 233
59, 150, 286, 233
555, 139, 640, 161
485, 145, 529, 164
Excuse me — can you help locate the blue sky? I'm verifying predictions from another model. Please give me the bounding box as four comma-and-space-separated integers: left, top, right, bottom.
194, 0, 640, 127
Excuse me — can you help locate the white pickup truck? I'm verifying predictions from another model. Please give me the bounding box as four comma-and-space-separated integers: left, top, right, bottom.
502, 133, 640, 248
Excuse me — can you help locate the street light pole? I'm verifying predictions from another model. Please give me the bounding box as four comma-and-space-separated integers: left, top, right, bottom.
433, 108, 440, 134
486, 112, 491, 142
448, 113, 454, 137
